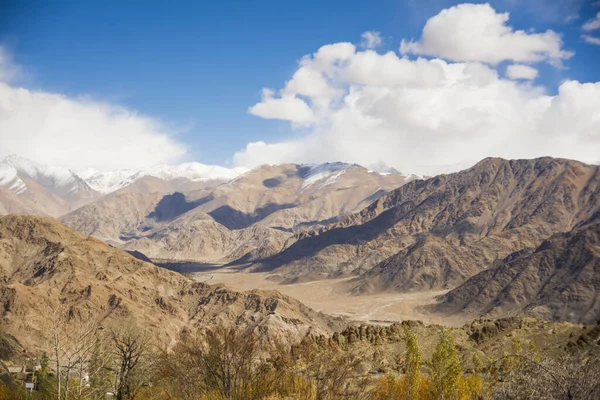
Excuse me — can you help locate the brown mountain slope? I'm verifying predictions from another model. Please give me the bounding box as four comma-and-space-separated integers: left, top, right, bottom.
59, 192, 165, 243
432, 217, 600, 324
0, 215, 343, 350
0, 189, 39, 215
62, 163, 410, 263
254, 157, 600, 290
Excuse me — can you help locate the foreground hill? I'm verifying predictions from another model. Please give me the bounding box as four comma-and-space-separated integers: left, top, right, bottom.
434, 215, 600, 323
254, 158, 600, 290
0, 215, 343, 350
62, 163, 412, 262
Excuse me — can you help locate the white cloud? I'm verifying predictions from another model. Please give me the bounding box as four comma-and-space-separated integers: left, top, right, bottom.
0, 46, 186, 171
238, 4, 599, 175
400, 3, 573, 65
506, 64, 539, 80
248, 88, 315, 124
360, 31, 382, 49
582, 34, 600, 45
582, 12, 600, 31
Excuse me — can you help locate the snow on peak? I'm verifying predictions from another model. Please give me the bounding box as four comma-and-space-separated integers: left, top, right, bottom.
78, 169, 139, 194
81, 162, 250, 194
0, 164, 26, 194
134, 162, 248, 182
0, 155, 85, 195
299, 162, 353, 191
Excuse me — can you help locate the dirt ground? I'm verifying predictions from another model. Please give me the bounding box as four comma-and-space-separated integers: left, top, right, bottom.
188, 266, 470, 327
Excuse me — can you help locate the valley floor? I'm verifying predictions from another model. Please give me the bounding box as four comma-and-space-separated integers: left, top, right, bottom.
166, 262, 471, 327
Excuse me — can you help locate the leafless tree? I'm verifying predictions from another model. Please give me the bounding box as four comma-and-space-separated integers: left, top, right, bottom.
159, 325, 277, 400
493, 352, 600, 400
292, 341, 371, 400
109, 325, 151, 400
42, 298, 107, 400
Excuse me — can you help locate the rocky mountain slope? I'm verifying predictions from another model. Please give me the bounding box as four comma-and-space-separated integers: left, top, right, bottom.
253, 158, 600, 291
433, 215, 600, 323
0, 215, 344, 350
0, 155, 100, 217
62, 163, 411, 262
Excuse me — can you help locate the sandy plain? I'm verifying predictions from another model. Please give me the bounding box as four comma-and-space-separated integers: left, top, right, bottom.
173, 263, 470, 327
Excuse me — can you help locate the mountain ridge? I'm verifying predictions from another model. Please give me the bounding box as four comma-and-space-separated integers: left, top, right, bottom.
62, 162, 412, 262
251, 157, 600, 291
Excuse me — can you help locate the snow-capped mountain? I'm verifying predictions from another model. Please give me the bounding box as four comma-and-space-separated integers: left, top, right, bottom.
0, 155, 417, 220
80, 163, 250, 194
0, 155, 100, 217
0, 155, 96, 198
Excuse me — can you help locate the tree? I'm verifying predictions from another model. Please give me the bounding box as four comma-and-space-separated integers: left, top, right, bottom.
493, 352, 600, 400
42, 298, 106, 400
109, 326, 150, 400
160, 325, 278, 400
36, 352, 53, 396
87, 332, 112, 400
427, 329, 461, 400
403, 326, 424, 399
294, 342, 369, 400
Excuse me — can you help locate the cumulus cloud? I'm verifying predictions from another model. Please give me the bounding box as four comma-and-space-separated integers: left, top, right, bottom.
237, 4, 599, 175
506, 64, 538, 80
400, 3, 573, 65
360, 31, 382, 49
582, 12, 600, 31
0, 46, 186, 171
248, 88, 315, 124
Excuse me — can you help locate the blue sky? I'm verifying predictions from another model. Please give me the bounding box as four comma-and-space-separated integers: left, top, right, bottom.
0, 0, 599, 172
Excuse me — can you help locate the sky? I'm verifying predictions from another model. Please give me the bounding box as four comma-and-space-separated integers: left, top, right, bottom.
0, 0, 599, 174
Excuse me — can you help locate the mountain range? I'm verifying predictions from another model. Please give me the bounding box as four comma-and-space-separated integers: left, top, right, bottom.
0, 155, 253, 216
62, 162, 413, 262
247, 157, 600, 323
2, 155, 600, 325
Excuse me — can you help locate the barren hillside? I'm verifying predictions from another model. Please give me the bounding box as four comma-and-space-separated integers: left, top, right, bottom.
254, 158, 600, 293
0, 215, 344, 350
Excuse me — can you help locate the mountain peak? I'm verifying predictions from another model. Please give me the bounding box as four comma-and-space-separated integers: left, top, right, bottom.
0, 155, 99, 215
367, 161, 402, 175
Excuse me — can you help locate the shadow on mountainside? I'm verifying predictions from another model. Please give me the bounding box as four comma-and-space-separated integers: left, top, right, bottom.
147, 192, 213, 222
250, 206, 404, 272
209, 203, 297, 230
